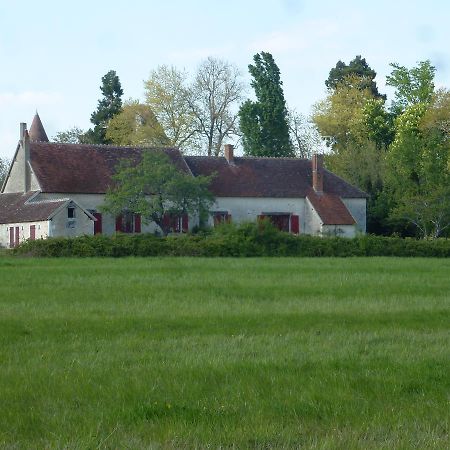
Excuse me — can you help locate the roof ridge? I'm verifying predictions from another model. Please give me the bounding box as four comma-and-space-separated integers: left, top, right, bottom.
34, 141, 180, 151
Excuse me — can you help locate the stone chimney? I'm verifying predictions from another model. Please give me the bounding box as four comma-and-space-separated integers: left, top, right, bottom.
224, 144, 234, 164
20, 123, 31, 193
312, 154, 324, 193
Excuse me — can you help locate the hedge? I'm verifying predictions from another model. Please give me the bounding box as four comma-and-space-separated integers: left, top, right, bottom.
10, 222, 450, 258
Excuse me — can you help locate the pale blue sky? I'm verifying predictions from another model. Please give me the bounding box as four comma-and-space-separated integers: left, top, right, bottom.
1, 0, 449, 158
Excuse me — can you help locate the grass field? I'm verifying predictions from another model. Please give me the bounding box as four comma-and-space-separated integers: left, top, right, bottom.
0, 257, 449, 449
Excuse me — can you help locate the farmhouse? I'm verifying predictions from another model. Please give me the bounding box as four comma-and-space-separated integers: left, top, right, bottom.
0, 114, 367, 247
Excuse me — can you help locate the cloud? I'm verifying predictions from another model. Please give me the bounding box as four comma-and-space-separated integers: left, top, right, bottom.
248, 19, 340, 54
0, 91, 63, 107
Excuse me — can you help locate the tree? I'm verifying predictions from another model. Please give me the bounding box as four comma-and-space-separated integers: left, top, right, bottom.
188, 57, 244, 156
386, 60, 436, 114
102, 151, 214, 235
385, 102, 450, 237
144, 65, 197, 150
53, 127, 86, 144
287, 109, 327, 159
325, 55, 385, 99
85, 70, 124, 144
0, 157, 10, 187
239, 52, 293, 157
106, 100, 170, 147
313, 76, 391, 233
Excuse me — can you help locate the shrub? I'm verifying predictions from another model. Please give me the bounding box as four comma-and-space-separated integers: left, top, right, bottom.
13, 223, 450, 258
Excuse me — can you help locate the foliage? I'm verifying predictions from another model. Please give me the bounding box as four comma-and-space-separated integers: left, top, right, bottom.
325, 55, 385, 99
105, 100, 170, 147
52, 126, 87, 144
188, 57, 244, 156
144, 65, 197, 150
84, 70, 124, 144
385, 102, 450, 237
13, 224, 450, 258
312, 77, 385, 196
239, 52, 293, 157
102, 151, 214, 235
0, 157, 10, 187
386, 60, 436, 114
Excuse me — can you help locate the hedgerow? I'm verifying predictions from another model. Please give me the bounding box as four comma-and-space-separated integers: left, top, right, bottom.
12, 222, 450, 257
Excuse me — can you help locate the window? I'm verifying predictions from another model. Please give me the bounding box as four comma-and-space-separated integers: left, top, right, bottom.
258, 213, 300, 234
68, 206, 75, 219
212, 211, 231, 227
115, 213, 141, 233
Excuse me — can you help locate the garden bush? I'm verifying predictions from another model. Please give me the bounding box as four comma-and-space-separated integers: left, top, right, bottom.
12, 222, 450, 257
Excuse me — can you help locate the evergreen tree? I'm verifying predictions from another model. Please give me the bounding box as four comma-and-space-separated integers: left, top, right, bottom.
326, 55, 385, 100
239, 52, 293, 157
85, 70, 124, 144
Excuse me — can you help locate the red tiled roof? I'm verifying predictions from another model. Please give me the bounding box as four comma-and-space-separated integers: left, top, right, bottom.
184, 156, 367, 198
0, 192, 67, 224
30, 142, 190, 194
306, 190, 355, 225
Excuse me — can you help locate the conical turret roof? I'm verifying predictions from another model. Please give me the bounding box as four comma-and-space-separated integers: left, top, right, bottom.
29, 112, 49, 142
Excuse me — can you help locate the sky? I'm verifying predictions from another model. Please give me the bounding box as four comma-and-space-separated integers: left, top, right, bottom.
1, 0, 449, 159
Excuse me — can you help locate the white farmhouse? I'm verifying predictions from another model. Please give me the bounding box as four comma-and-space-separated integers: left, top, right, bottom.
0, 114, 367, 248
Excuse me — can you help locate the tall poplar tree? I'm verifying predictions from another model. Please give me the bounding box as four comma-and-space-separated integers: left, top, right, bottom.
239, 52, 293, 157
84, 70, 124, 144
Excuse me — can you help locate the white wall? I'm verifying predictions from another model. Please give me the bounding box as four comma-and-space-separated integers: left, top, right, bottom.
0, 221, 49, 248
49, 204, 94, 238
342, 198, 366, 233
211, 196, 308, 230
321, 224, 356, 238
2, 143, 40, 193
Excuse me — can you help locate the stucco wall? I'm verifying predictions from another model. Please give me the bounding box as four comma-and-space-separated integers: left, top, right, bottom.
0, 221, 49, 248
2, 144, 40, 193
38, 193, 169, 235
211, 197, 308, 232
304, 198, 323, 235
321, 224, 356, 238
342, 198, 366, 233
49, 203, 94, 238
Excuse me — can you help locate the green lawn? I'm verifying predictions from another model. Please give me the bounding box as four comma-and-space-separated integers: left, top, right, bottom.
0, 257, 449, 449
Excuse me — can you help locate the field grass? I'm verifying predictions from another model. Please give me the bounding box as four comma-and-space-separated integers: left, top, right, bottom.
0, 257, 449, 449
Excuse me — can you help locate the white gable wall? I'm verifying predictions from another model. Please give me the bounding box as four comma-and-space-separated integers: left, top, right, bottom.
49, 203, 94, 238
342, 198, 366, 233
2, 143, 40, 194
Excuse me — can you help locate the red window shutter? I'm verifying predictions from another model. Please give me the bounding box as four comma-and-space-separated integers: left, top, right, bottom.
291, 215, 300, 234
226, 213, 232, 223
162, 213, 171, 229
134, 214, 141, 233
9, 227, 14, 248
94, 213, 102, 235
182, 214, 188, 232
115, 215, 123, 232
30, 225, 36, 240
15, 227, 19, 247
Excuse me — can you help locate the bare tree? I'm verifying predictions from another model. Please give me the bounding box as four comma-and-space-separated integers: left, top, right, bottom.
0, 157, 10, 187
188, 57, 244, 156
288, 108, 328, 159
144, 65, 197, 149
